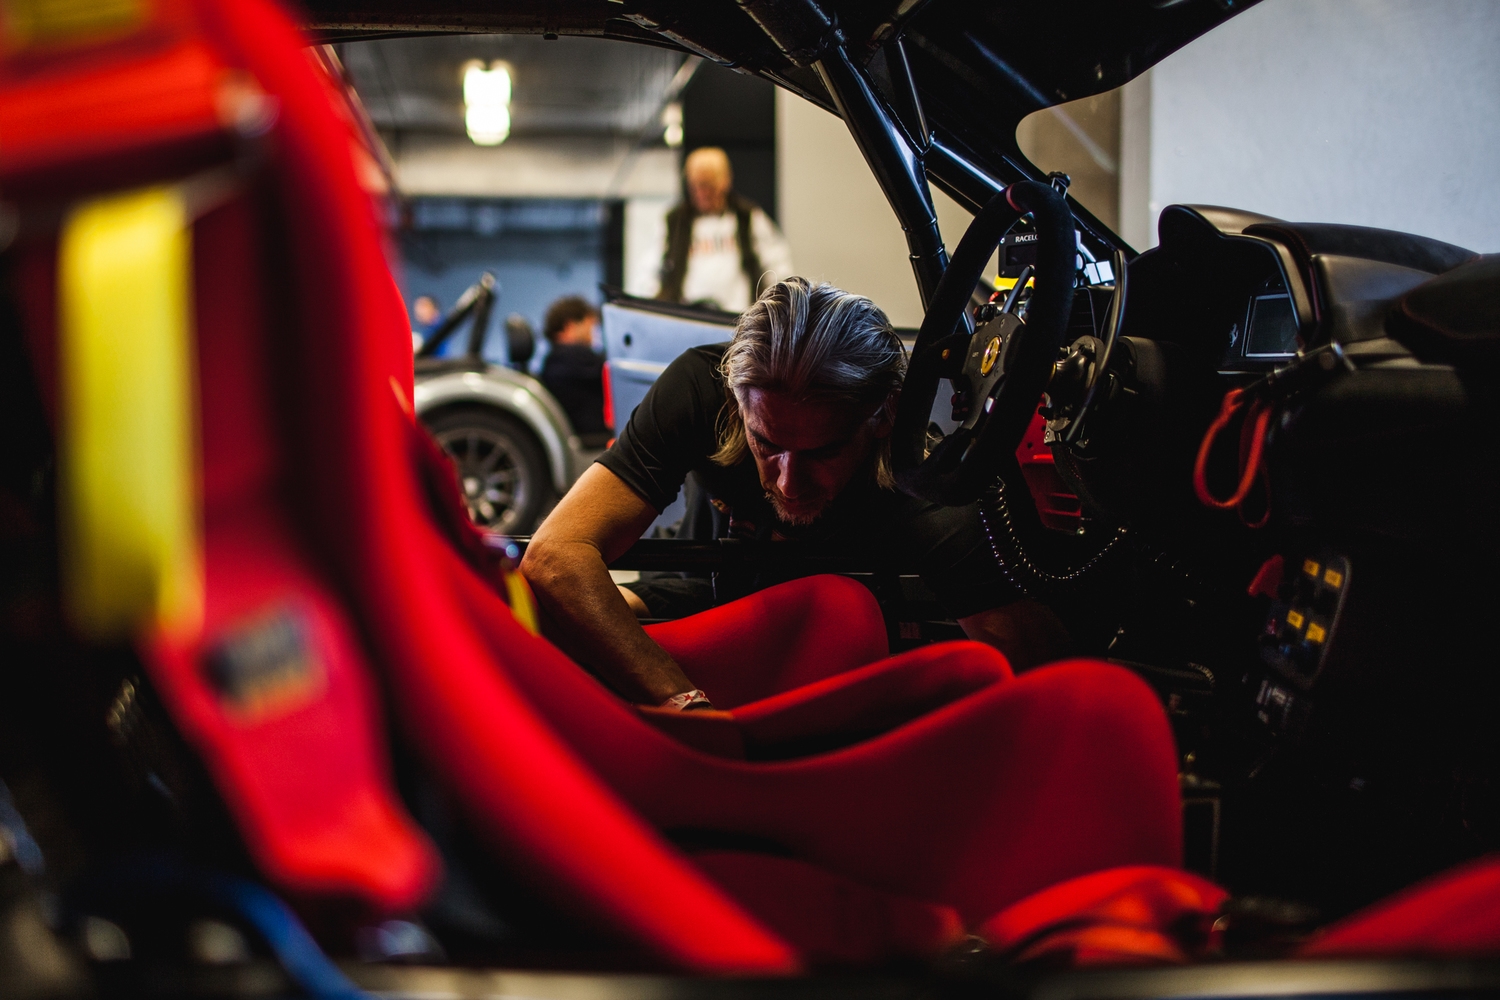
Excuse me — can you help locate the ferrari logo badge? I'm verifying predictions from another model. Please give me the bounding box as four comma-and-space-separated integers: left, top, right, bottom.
980, 336, 1002, 375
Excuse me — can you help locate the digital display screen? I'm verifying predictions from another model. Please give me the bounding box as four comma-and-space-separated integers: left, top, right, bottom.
1000, 231, 1038, 277
1244, 293, 1299, 358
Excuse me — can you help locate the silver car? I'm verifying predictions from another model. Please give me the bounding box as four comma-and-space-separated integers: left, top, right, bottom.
413, 274, 600, 534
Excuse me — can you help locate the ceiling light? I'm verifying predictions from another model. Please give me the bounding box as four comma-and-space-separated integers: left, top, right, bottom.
463, 60, 512, 146
466, 104, 510, 146
662, 101, 683, 148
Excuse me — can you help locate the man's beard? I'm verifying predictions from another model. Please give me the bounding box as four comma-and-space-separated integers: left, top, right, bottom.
764, 484, 828, 526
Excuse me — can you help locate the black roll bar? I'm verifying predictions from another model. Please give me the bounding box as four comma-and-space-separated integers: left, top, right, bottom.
414, 272, 497, 359
736, 0, 949, 308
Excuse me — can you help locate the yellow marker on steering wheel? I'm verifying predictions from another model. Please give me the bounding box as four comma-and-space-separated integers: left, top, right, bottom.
980, 336, 1002, 375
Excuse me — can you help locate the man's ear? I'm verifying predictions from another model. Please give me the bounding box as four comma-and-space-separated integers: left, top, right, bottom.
870, 391, 899, 439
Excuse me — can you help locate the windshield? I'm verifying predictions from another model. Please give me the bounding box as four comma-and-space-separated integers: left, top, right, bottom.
337, 32, 987, 336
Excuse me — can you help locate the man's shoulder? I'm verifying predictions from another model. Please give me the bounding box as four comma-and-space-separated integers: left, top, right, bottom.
684, 341, 729, 363
670, 342, 730, 381
628, 342, 731, 433
546, 342, 601, 361
542, 343, 602, 374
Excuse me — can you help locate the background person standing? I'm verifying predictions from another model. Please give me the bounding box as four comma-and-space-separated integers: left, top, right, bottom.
657, 147, 792, 313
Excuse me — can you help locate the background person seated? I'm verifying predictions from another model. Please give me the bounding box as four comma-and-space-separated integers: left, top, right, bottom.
522, 277, 1070, 710
539, 295, 610, 439
410, 293, 441, 350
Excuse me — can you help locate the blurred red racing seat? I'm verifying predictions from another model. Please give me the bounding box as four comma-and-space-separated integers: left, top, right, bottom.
0, 0, 1205, 972
1301, 855, 1500, 959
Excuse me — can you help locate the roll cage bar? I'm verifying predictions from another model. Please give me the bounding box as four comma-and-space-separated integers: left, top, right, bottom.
414, 272, 498, 360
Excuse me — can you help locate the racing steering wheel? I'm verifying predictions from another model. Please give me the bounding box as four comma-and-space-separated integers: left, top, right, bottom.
893, 181, 1077, 506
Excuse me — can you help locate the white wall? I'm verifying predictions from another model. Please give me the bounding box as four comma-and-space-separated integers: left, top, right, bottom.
776, 88, 978, 329
623, 196, 673, 298
1132, 0, 1500, 252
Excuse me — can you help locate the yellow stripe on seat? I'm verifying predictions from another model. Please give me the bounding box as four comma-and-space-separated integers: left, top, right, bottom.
504, 569, 540, 636
59, 186, 201, 641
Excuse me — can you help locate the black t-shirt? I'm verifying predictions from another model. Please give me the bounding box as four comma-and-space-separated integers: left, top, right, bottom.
541, 343, 608, 436
596, 344, 1022, 620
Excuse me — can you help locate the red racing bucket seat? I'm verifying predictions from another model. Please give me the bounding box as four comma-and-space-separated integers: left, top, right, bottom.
1, 0, 1196, 972
1300, 855, 1500, 959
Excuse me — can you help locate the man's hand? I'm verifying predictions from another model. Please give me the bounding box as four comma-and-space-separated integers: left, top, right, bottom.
958, 599, 1072, 672
521, 464, 698, 704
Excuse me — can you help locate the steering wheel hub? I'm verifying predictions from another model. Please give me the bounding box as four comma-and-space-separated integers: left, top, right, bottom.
980, 334, 1002, 375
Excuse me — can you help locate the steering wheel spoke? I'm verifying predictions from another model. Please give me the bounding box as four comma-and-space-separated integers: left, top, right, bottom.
893, 181, 1078, 506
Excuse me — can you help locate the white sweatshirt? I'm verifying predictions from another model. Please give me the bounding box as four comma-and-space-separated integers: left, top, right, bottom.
677, 208, 794, 313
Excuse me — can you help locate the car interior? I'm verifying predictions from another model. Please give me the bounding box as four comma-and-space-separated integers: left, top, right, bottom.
1, 0, 1499, 998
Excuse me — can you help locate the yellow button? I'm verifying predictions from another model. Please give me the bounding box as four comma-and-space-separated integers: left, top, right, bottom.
1323, 568, 1343, 589
1303, 559, 1321, 578
1305, 622, 1327, 644
1286, 609, 1305, 629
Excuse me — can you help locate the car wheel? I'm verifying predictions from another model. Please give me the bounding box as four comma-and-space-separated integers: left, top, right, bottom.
422, 406, 554, 535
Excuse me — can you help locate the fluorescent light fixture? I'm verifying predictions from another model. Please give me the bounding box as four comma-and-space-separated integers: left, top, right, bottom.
661, 101, 683, 148
463, 60, 512, 145
466, 103, 511, 146
464, 61, 511, 106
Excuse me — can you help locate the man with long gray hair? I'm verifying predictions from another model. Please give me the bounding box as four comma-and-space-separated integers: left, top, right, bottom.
523, 278, 1067, 710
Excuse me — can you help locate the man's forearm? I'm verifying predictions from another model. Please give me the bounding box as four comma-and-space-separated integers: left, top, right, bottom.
522, 539, 697, 704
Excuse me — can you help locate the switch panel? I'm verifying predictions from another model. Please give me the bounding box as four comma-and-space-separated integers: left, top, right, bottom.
1260, 550, 1350, 689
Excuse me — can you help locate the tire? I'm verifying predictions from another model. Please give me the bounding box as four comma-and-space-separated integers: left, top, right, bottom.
422, 406, 554, 535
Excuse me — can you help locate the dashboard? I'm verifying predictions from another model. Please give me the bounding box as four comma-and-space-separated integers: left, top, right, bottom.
1115, 205, 1319, 377
1225, 271, 1300, 365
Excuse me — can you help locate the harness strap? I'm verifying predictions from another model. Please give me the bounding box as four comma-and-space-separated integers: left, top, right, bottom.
1193, 387, 1274, 527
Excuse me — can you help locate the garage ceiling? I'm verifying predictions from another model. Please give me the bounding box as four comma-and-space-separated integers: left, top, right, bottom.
338, 33, 688, 142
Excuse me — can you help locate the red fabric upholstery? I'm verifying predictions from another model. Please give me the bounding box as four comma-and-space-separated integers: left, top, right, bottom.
0, 2, 228, 201
732, 636, 1013, 756
443, 526, 1183, 927
692, 851, 966, 966
976, 866, 1227, 966
140, 195, 439, 912
142, 514, 439, 912
6, 0, 1192, 971
194, 0, 799, 972
644, 574, 891, 709
1301, 855, 1500, 957
635, 605, 1013, 761
0, 7, 437, 916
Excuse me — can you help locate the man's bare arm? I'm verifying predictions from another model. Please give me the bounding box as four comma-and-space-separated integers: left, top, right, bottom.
958, 599, 1072, 673
521, 464, 698, 704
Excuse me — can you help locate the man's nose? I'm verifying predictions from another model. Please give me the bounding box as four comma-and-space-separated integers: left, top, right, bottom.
777, 454, 807, 498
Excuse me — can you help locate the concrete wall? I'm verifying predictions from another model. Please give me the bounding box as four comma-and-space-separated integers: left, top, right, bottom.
1126, 0, 1500, 252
